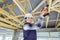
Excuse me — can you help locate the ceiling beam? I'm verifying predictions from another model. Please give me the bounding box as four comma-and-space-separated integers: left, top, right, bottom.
0, 22, 18, 30
13, 0, 26, 14
31, 0, 46, 12
52, 0, 60, 6
6, 3, 16, 16
45, 0, 52, 28
6, 3, 24, 25
28, 0, 33, 10
52, 5, 60, 8
24, 0, 27, 12
0, 18, 20, 28
55, 13, 60, 28
0, 0, 4, 2
56, 23, 60, 28
45, 17, 49, 28
51, 7, 60, 13
0, 8, 23, 25
48, 19, 60, 22
17, 12, 41, 17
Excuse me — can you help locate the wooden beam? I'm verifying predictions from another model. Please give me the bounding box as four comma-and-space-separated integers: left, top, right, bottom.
0, 18, 20, 28
0, 0, 4, 2
6, 3, 24, 25
32, 0, 46, 12
56, 23, 60, 28
45, 0, 52, 28
52, 5, 60, 8
4, 12, 41, 19
0, 22, 18, 30
17, 12, 41, 17
48, 19, 60, 22
51, 7, 60, 13
24, 0, 27, 10
55, 13, 59, 26
52, 2, 60, 7
0, 8, 24, 25
28, 0, 33, 10
6, 3, 16, 16
52, 0, 60, 6
13, 0, 26, 14
45, 17, 49, 28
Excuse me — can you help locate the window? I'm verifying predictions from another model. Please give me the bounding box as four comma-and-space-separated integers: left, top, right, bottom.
0, 35, 3, 40
5, 37, 12, 40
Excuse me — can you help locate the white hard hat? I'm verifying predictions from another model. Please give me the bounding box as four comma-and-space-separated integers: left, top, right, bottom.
25, 13, 33, 18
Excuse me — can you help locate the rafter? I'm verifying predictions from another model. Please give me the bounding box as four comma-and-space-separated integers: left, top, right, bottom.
45, 0, 52, 28
0, 18, 20, 28
48, 19, 60, 22
0, 8, 23, 25
17, 12, 41, 17
55, 13, 60, 28
52, 2, 60, 8
6, 3, 24, 25
28, 0, 33, 10
0, 22, 18, 30
32, 0, 46, 12
0, 0, 60, 29
52, 0, 60, 6
6, 3, 16, 16
0, 0, 4, 2
56, 23, 60, 28
13, 0, 26, 14
24, 0, 27, 13
51, 7, 60, 13
52, 5, 60, 8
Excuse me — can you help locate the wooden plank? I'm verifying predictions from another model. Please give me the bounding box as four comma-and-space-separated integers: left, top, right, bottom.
0, 18, 20, 28
0, 22, 18, 30
51, 7, 60, 13
13, 0, 26, 14
56, 23, 60, 28
28, 0, 33, 10
0, 8, 23, 25
32, 0, 46, 12
45, 0, 52, 28
52, 0, 60, 6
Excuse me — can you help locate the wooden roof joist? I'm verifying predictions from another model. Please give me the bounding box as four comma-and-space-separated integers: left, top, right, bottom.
27, 0, 32, 10
0, 8, 23, 25
14, 12, 41, 17
51, 7, 60, 13
13, 0, 26, 14
0, 22, 18, 30
52, 0, 60, 6
0, 0, 4, 2
52, 5, 60, 8
0, 14, 7, 18
0, 18, 20, 28
6, 3, 24, 25
45, 0, 52, 28
32, 0, 46, 12
56, 23, 60, 28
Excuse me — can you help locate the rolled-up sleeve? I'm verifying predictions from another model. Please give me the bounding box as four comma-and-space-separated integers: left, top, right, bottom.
35, 15, 44, 28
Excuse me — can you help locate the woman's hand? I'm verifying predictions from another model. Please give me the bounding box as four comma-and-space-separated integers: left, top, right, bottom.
39, 7, 49, 17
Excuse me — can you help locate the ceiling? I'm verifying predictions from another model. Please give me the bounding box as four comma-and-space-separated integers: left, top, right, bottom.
0, 0, 60, 30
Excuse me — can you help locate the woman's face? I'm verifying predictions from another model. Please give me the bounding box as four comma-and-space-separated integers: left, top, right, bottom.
26, 17, 33, 24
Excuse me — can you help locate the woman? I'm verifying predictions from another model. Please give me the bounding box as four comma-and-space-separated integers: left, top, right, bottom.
22, 5, 49, 40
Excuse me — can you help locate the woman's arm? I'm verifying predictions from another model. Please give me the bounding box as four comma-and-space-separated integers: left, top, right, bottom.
34, 15, 44, 28
35, 7, 49, 28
